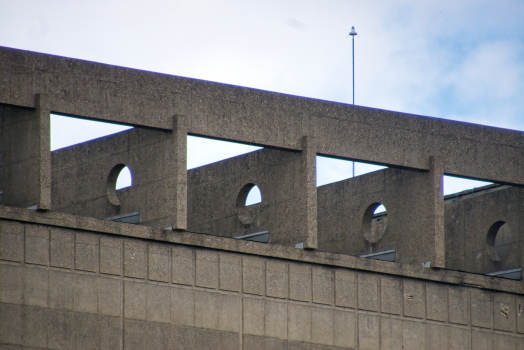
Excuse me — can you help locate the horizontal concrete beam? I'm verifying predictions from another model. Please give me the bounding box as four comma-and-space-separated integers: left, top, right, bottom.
1, 46, 524, 184
0, 205, 522, 295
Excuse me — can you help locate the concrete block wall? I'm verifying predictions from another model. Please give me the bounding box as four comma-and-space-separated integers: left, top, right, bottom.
2, 218, 524, 349
0, 104, 42, 208
317, 167, 442, 265
51, 126, 183, 228
187, 147, 309, 245
444, 185, 524, 274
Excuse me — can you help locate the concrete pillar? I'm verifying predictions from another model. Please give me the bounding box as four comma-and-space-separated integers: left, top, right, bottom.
36, 94, 52, 210
172, 115, 187, 230
301, 136, 318, 249
429, 156, 445, 267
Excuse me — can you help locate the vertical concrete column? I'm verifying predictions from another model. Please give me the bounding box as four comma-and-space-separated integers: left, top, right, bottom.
300, 136, 318, 249
173, 115, 187, 230
429, 156, 445, 267
36, 94, 51, 210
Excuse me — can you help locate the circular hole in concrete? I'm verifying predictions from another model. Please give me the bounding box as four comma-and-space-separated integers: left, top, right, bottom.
237, 183, 262, 224
107, 164, 132, 206
362, 202, 388, 243
486, 221, 512, 261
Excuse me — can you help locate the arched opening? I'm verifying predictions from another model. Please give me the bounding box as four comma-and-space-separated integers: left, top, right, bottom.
107, 164, 133, 206
362, 202, 388, 243
486, 221, 512, 261
237, 183, 262, 225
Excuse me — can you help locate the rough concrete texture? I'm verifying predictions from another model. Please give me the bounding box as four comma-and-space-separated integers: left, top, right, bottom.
187, 147, 312, 245
2, 219, 524, 350
2, 46, 524, 185
2, 46, 524, 349
444, 185, 524, 274
50, 125, 186, 229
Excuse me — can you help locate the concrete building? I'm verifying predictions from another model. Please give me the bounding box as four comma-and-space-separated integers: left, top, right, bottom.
1, 46, 524, 349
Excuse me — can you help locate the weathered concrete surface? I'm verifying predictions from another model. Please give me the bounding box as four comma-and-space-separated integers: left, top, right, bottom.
51, 126, 186, 229
445, 185, 524, 274
187, 147, 314, 246
1, 46, 524, 185
2, 217, 524, 349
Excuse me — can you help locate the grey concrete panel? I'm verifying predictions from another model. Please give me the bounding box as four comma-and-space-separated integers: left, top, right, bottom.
99, 315, 123, 350
243, 256, 265, 296
288, 303, 311, 343
265, 300, 287, 340
100, 236, 123, 276
196, 249, 219, 289
402, 320, 425, 350
23, 305, 47, 348
50, 227, 74, 269
311, 307, 334, 345
0, 303, 23, 345
124, 319, 147, 350
493, 333, 516, 350
518, 296, 524, 334
124, 239, 147, 279
148, 243, 171, 283
358, 273, 380, 312
333, 309, 356, 349
358, 313, 379, 350
334, 269, 356, 309
75, 232, 99, 272
471, 289, 493, 329
243, 297, 265, 336
0, 264, 23, 304
494, 292, 516, 332
266, 259, 288, 299
219, 252, 241, 292
194, 290, 241, 333
24, 224, 49, 266
380, 276, 402, 315
172, 245, 194, 286
425, 324, 448, 350
73, 274, 98, 314
471, 329, 493, 350
0, 220, 24, 262
193, 328, 239, 350
171, 325, 196, 350
403, 279, 425, 319
289, 263, 311, 302
98, 277, 122, 317
146, 284, 171, 323
379, 317, 402, 350
312, 267, 334, 306
147, 321, 171, 350
426, 282, 448, 322
171, 286, 195, 327
448, 286, 469, 325
48, 269, 74, 310
73, 312, 99, 350
47, 309, 73, 350
124, 280, 147, 320
23, 267, 48, 307
448, 327, 469, 350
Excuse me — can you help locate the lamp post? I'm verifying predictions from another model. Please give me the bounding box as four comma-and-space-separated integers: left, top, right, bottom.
349, 26, 357, 178
349, 26, 357, 105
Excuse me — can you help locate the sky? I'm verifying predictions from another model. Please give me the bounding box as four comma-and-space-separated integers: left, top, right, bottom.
2, 0, 523, 198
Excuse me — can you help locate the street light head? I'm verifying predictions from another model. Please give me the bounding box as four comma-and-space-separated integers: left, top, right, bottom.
349, 26, 357, 36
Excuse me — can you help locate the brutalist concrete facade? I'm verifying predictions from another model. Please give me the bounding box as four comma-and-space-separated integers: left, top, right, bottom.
1, 46, 524, 349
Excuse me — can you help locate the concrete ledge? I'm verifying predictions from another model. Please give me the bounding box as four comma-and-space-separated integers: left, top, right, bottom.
0, 205, 522, 295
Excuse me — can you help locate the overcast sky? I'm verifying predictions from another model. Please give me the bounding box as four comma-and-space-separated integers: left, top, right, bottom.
2, 0, 522, 195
